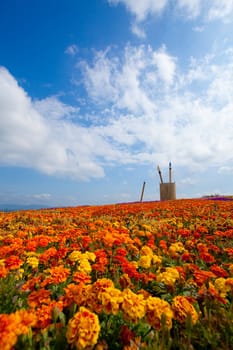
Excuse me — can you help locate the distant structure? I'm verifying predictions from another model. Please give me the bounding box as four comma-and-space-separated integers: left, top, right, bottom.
140, 181, 146, 202
157, 162, 176, 201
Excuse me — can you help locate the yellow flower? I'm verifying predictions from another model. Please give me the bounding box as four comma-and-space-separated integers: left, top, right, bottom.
131, 261, 138, 269
77, 259, 92, 274
121, 289, 146, 323
138, 255, 152, 269
84, 252, 96, 262
156, 267, 180, 287
172, 296, 198, 325
101, 287, 123, 315
152, 254, 162, 267
146, 296, 173, 330
66, 307, 100, 350
140, 245, 153, 256
0, 259, 5, 267
215, 277, 232, 297
168, 242, 185, 257
26, 256, 39, 269
69, 251, 82, 262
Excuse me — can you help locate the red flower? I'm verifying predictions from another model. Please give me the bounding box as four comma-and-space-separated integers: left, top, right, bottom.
210, 265, 229, 278
120, 325, 135, 346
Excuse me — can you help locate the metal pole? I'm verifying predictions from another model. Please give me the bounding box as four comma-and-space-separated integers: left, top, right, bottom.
169, 162, 172, 183
157, 165, 163, 183
140, 181, 146, 202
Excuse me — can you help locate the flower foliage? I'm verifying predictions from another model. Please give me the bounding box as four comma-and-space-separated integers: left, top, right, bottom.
0, 198, 233, 349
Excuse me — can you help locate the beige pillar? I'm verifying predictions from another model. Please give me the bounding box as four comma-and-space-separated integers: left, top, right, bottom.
160, 182, 176, 201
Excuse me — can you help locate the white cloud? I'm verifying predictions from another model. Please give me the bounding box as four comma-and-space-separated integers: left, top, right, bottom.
108, 0, 167, 22
77, 45, 233, 170
1, 44, 233, 181
79, 45, 175, 114
176, 0, 201, 19
192, 25, 204, 32
218, 166, 233, 174
65, 44, 79, 56
179, 177, 197, 185
108, 0, 168, 37
153, 46, 176, 86
131, 22, 146, 38
32, 193, 51, 199
207, 0, 233, 21
34, 96, 79, 120
0, 67, 105, 180
108, 0, 233, 37
78, 48, 119, 105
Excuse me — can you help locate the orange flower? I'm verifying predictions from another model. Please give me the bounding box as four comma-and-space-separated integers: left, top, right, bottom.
92, 249, 108, 273
28, 288, 51, 308
193, 269, 216, 286
119, 273, 133, 289
72, 271, 91, 284
0, 266, 8, 278
225, 277, 233, 290
62, 283, 84, 307
4, 255, 23, 270
21, 275, 43, 291
0, 314, 19, 350
39, 247, 58, 265
0, 309, 36, 349
33, 301, 62, 330
14, 309, 37, 334
66, 306, 100, 349
41, 265, 70, 287
172, 296, 198, 325
198, 283, 227, 304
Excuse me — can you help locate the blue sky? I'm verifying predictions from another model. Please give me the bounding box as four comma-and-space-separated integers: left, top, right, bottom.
1, 0, 233, 207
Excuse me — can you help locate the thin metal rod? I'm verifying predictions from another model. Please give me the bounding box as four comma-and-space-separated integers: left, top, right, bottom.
140, 181, 146, 202
157, 165, 163, 183
169, 162, 172, 183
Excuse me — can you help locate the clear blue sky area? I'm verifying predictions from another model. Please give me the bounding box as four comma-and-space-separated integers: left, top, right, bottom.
1, 0, 233, 207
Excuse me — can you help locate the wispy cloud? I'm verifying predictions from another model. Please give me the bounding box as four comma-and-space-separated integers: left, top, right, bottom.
108, 0, 233, 37
108, 0, 168, 37
207, 0, 233, 22
108, 0, 167, 22
176, 0, 201, 19
65, 44, 79, 56
1, 43, 233, 181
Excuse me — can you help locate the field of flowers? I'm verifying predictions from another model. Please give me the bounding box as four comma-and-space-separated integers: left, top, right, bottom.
0, 198, 233, 350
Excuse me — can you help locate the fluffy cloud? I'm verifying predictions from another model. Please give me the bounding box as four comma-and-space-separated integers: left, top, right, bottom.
79, 45, 176, 114
77, 44, 233, 170
153, 46, 176, 86
1, 43, 233, 180
0, 67, 106, 180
